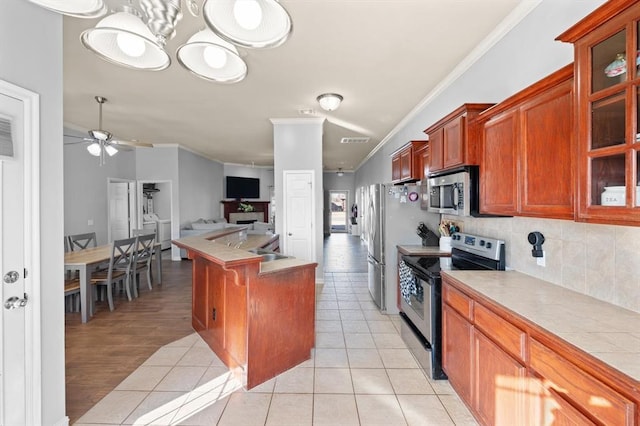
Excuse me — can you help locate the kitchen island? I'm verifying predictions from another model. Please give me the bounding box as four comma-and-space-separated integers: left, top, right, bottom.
173, 227, 317, 389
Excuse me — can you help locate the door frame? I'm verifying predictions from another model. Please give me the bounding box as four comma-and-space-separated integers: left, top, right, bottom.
0, 80, 41, 424
107, 178, 136, 242
329, 190, 349, 233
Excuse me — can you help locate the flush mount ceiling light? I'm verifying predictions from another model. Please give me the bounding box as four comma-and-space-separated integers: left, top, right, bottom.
317, 93, 343, 111
29, 0, 291, 82
337, 168, 344, 177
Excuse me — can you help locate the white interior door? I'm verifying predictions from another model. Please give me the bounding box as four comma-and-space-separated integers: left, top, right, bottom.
0, 84, 37, 425
108, 180, 134, 241
283, 171, 314, 261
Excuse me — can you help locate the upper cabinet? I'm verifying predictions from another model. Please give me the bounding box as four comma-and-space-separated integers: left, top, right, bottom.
477, 65, 575, 219
424, 104, 494, 174
390, 140, 428, 183
558, 0, 640, 225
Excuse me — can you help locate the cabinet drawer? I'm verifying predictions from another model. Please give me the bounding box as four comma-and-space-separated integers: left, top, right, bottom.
529, 338, 635, 426
443, 283, 472, 320
474, 303, 526, 362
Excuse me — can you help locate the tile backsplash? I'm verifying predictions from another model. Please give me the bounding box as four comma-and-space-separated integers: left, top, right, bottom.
444, 215, 640, 314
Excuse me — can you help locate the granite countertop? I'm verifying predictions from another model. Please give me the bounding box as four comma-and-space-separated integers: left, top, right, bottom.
397, 244, 451, 257
442, 270, 640, 382
173, 231, 315, 273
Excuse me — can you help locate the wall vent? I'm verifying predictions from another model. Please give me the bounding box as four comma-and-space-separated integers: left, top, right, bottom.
340, 137, 369, 144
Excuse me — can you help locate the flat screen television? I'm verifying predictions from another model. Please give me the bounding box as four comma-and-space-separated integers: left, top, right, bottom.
226, 176, 260, 199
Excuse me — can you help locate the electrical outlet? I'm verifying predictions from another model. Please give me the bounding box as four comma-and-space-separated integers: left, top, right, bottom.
536, 251, 546, 267
88, 219, 94, 226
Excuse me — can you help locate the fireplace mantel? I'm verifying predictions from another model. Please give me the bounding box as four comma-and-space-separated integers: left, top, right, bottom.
221, 201, 270, 223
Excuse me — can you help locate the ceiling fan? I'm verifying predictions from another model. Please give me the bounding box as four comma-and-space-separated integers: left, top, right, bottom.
65, 96, 153, 166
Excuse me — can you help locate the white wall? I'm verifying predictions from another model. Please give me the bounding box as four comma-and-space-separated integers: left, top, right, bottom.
0, 0, 66, 423
64, 131, 136, 244
179, 148, 224, 225
273, 118, 325, 281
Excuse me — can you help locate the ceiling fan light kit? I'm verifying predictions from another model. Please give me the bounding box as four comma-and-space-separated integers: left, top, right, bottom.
30, 0, 292, 82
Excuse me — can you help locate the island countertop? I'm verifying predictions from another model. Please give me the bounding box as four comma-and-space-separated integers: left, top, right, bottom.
442, 270, 640, 382
173, 228, 316, 273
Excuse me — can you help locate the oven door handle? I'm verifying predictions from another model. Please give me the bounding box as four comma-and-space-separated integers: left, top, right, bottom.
399, 312, 432, 350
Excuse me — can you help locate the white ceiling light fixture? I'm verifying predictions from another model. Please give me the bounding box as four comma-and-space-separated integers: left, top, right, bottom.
317, 93, 343, 111
32, 0, 291, 82
26, 0, 107, 18
203, 0, 292, 49
177, 29, 248, 83
337, 168, 344, 177
86, 140, 118, 166
81, 10, 171, 71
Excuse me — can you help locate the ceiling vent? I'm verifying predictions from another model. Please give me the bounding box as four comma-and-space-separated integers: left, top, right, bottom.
340, 137, 369, 144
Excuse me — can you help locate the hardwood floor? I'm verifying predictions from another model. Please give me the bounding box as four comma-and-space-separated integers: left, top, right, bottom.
65, 254, 194, 424
65, 235, 369, 423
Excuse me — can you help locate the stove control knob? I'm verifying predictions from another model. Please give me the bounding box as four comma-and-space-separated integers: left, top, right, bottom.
480, 240, 485, 246
486, 242, 492, 249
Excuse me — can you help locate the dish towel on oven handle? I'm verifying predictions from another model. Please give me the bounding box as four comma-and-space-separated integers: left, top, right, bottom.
398, 260, 417, 303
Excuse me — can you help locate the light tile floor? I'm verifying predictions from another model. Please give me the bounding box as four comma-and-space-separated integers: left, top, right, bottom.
75, 235, 477, 425
75, 273, 477, 425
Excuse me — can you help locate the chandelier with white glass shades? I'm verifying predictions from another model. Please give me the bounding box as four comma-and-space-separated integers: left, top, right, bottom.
27, 0, 292, 83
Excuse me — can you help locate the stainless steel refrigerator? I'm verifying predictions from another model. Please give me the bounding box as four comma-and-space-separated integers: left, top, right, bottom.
366, 183, 385, 311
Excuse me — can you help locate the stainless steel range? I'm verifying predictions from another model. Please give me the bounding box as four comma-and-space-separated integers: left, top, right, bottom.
398, 232, 505, 379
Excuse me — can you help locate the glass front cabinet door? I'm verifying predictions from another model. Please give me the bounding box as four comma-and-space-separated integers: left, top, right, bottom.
559, 0, 640, 225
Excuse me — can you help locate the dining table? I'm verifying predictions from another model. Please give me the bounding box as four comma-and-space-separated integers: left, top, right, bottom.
64, 242, 163, 323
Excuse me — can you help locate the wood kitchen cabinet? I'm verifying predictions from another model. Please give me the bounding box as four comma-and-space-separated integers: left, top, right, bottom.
477, 65, 574, 219
424, 104, 493, 174
176, 233, 317, 390
413, 142, 430, 181
558, 0, 640, 225
441, 275, 639, 426
442, 282, 527, 425
442, 303, 472, 403
390, 140, 427, 183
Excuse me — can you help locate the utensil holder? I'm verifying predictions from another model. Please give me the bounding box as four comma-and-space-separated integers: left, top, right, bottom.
439, 236, 452, 252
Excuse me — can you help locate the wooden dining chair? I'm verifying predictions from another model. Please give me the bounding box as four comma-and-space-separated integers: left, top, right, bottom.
68, 232, 98, 251
64, 279, 81, 312
91, 237, 137, 311
132, 233, 156, 297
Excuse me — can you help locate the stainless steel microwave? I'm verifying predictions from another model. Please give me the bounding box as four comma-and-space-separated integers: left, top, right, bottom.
422, 166, 479, 216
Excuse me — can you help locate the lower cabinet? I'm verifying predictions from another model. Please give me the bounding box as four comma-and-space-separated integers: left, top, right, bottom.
188, 253, 316, 389
473, 329, 526, 425
442, 276, 639, 426
442, 304, 472, 403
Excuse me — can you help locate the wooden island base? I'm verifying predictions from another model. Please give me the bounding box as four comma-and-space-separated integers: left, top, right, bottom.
174, 230, 317, 389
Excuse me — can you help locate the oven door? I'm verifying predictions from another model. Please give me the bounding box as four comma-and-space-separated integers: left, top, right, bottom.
398, 261, 432, 342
